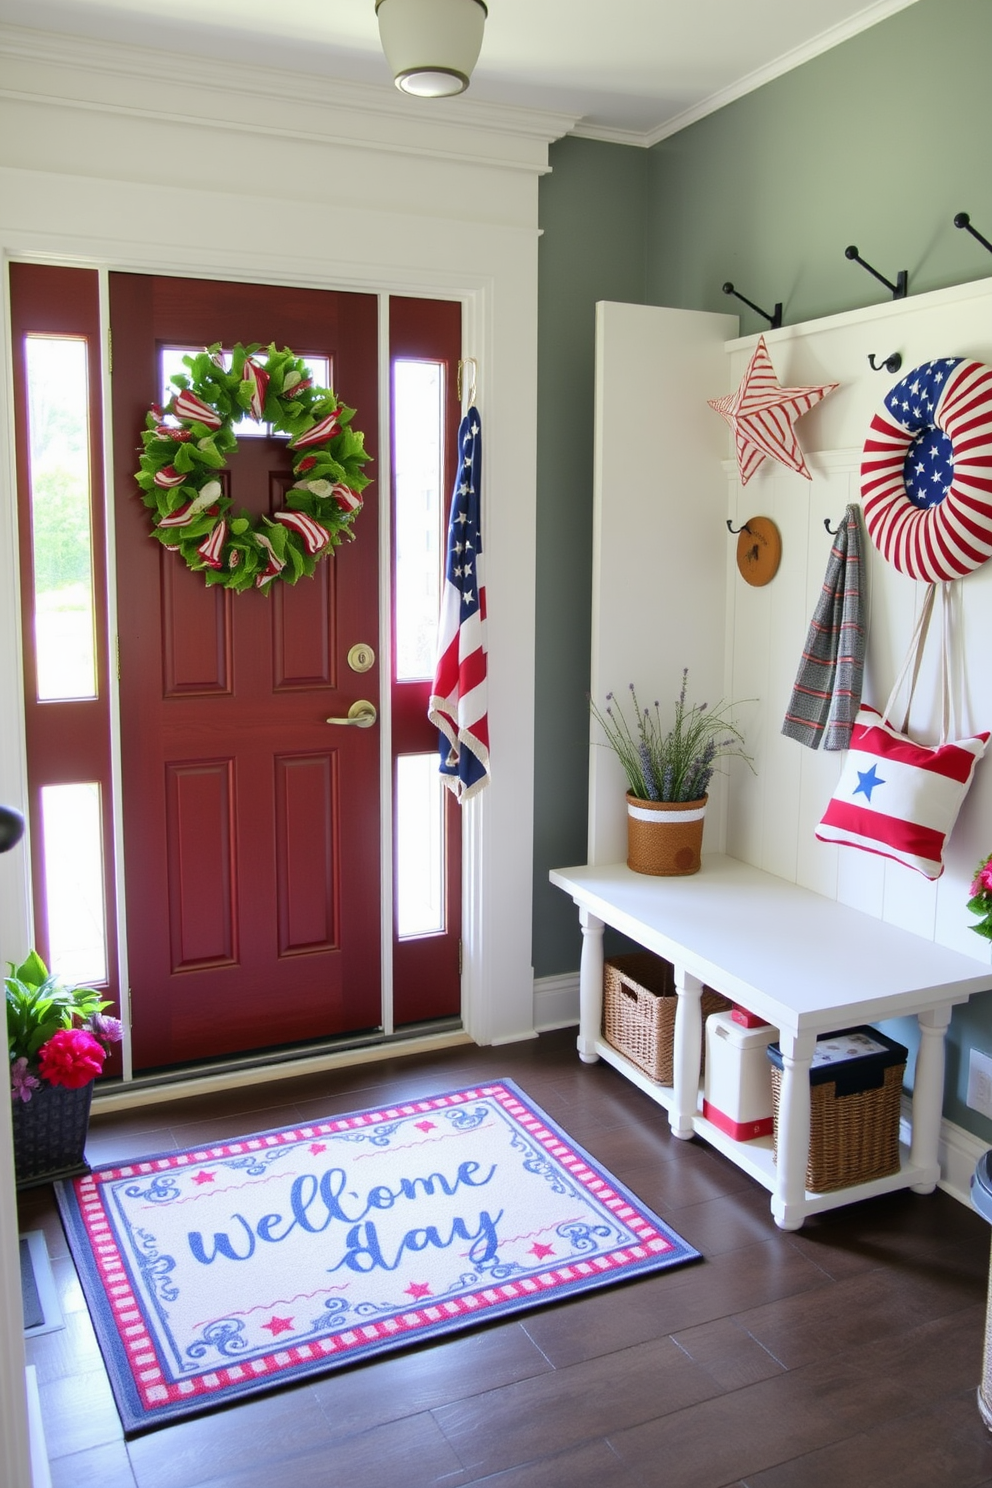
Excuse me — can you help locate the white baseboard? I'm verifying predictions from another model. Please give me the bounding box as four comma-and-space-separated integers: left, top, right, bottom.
26, 1367, 50, 1488
935, 1110, 986, 1210
898, 1100, 985, 1211
533, 973, 579, 1032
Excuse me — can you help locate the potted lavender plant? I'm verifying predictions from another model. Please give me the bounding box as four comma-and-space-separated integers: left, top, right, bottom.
590, 669, 751, 875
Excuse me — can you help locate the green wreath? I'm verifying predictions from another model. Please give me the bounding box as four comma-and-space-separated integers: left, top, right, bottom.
135, 342, 371, 591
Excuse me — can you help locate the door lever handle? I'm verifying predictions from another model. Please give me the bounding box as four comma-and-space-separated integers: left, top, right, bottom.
325, 700, 377, 728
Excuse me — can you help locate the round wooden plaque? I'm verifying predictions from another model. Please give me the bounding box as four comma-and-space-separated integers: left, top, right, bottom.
735, 516, 781, 587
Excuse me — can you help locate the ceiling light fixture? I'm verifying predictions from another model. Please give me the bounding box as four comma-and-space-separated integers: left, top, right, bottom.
376, 0, 487, 99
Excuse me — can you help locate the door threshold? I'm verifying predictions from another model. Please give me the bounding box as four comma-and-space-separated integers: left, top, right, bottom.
91, 1021, 470, 1115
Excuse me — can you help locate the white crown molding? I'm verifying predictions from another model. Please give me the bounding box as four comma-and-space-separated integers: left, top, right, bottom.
0, 21, 578, 167
568, 121, 655, 149
570, 0, 921, 148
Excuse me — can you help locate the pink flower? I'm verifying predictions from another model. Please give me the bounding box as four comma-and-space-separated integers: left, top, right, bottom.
90, 1012, 123, 1045
10, 1057, 40, 1104
972, 859, 992, 897
37, 1029, 106, 1090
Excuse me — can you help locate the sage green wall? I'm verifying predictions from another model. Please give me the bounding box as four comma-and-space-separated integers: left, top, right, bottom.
643, 0, 992, 1145
533, 0, 992, 1140
646, 0, 992, 325
533, 136, 649, 978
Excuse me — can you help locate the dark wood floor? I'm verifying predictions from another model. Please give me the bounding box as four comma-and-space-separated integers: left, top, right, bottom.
17, 1028, 992, 1488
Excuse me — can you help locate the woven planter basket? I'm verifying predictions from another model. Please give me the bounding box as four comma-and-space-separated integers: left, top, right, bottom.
602, 951, 731, 1085
769, 1061, 904, 1193
11, 1080, 93, 1189
626, 794, 707, 876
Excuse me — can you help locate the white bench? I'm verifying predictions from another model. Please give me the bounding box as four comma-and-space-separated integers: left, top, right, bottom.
550, 854, 992, 1230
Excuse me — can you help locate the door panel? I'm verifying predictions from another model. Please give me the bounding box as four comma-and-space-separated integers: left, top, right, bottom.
111, 273, 380, 1069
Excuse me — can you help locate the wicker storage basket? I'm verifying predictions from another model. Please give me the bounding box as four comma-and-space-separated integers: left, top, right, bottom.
768, 1027, 907, 1193
603, 951, 731, 1085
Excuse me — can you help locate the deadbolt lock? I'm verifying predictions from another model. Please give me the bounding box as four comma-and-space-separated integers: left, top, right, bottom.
347, 643, 375, 674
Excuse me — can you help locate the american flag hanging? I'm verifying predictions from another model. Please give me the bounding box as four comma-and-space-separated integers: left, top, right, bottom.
428, 405, 490, 800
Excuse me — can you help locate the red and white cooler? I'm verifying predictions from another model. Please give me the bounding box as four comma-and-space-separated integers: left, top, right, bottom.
703, 1010, 779, 1141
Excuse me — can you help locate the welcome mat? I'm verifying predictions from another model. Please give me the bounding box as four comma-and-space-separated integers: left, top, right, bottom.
57, 1079, 699, 1434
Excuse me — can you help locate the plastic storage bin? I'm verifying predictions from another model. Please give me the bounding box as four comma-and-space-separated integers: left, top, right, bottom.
767, 1026, 908, 1193
703, 1010, 779, 1140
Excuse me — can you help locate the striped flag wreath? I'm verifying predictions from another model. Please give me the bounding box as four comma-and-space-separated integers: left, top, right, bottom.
428, 406, 490, 800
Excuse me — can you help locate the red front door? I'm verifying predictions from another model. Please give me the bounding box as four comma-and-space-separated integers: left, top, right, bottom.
110, 274, 381, 1070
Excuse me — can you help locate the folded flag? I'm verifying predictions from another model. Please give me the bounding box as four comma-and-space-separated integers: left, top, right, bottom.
428, 406, 490, 801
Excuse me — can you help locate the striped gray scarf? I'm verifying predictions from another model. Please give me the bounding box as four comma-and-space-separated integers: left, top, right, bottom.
781, 504, 865, 750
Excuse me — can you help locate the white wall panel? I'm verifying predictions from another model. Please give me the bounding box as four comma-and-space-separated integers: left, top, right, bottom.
593, 278, 992, 972
718, 282, 992, 965
589, 301, 738, 866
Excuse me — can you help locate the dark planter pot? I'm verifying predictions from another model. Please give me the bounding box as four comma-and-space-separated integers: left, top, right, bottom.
11, 1080, 93, 1189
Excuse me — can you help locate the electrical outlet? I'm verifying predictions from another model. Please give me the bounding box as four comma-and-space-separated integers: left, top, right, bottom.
967, 1049, 992, 1120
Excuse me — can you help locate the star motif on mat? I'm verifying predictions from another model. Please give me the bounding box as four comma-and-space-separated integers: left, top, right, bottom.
260, 1315, 294, 1337
528, 1243, 555, 1260
414, 1121, 437, 1133
854, 764, 885, 801
191, 1171, 215, 1185
404, 1282, 432, 1299
308, 1142, 327, 1155
708, 335, 838, 486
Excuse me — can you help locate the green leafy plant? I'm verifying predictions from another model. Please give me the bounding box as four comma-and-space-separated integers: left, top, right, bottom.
967, 853, 992, 940
590, 668, 752, 803
7, 950, 122, 1101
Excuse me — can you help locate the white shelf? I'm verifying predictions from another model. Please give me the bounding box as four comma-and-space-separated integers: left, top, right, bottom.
595, 1036, 931, 1218
593, 1037, 675, 1110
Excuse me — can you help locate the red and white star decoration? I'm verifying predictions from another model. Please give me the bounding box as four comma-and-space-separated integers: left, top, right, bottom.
708, 336, 838, 486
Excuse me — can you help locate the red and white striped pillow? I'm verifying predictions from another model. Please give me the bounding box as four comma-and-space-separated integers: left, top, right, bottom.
816, 705, 988, 879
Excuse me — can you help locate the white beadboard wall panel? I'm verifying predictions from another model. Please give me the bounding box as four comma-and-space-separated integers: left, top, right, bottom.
588, 301, 738, 867
717, 277, 992, 964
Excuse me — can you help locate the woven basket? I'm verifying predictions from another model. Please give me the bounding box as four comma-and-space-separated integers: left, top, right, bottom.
769, 1061, 904, 1193
11, 1080, 93, 1189
626, 794, 707, 876
602, 951, 731, 1084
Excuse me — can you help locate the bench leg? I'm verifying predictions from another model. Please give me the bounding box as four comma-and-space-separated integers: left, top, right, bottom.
671, 968, 704, 1139
910, 1005, 951, 1193
577, 908, 604, 1064
771, 1028, 815, 1231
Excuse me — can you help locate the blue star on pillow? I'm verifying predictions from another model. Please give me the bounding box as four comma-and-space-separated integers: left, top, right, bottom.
854, 764, 885, 801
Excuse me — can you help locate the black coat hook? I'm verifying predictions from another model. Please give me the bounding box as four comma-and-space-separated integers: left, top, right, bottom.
844, 246, 908, 300
953, 212, 992, 255
727, 519, 754, 536
824, 518, 842, 536
868, 351, 903, 374
722, 282, 783, 330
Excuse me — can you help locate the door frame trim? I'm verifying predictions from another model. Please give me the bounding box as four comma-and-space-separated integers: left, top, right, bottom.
1, 249, 502, 1079
377, 290, 395, 1038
